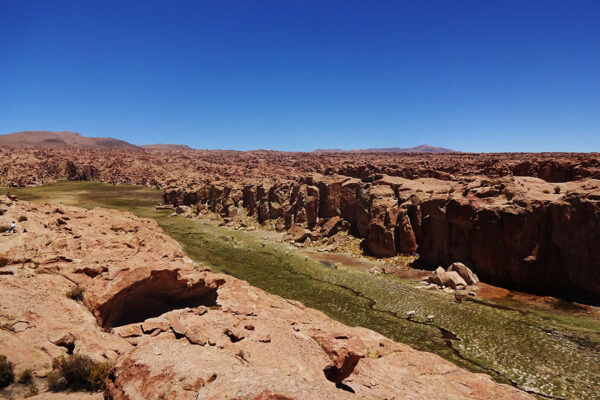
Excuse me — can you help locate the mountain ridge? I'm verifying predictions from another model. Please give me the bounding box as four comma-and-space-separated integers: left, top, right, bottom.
313, 144, 458, 153
0, 131, 140, 151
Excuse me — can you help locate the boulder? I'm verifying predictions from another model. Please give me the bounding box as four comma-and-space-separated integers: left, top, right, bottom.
310, 331, 366, 383
286, 224, 310, 243
427, 267, 446, 286
445, 271, 468, 289
321, 216, 343, 237
447, 262, 479, 285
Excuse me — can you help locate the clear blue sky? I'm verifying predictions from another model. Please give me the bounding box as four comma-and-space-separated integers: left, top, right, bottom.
1, 1, 598, 152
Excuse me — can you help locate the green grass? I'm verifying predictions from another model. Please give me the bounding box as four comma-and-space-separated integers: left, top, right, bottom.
3, 181, 600, 400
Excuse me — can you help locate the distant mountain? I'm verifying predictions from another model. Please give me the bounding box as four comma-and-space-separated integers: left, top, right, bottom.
140, 144, 193, 150
0, 131, 140, 151
313, 144, 458, 153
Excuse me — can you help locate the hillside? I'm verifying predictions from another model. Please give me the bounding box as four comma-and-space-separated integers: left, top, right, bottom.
0, 131, 140, 151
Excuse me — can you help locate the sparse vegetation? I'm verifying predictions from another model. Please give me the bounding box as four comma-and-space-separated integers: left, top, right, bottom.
47, 355, 111, 392
18, 215, 28, 222
18, 368, 33, 385
0, 256, 9, 268
480, 179, 493, 187
236, 349, 247, 362
66, 286, 84, 301
25, 384, 38, 397
554, 186, 561, 194
543, 189, 550, 194
0, 226, 8, 233
0, 355, 15, 388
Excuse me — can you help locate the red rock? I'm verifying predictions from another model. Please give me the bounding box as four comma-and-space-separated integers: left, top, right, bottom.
445, 271, 468, 289
321, 216, 343, 237
0, 196, 535, 400
396, 212, 417, 253
286, 224, 310, 242
1, 145, 599, 299
310, 331, 366, 383
367, 220, 396, 257
448, 262, 479, 285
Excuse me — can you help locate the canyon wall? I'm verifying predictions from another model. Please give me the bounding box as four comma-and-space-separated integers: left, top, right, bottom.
164, 174, 600, 302
1, 146, 599, 301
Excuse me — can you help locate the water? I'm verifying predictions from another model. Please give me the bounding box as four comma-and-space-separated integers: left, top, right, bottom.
4, 181, 600, 400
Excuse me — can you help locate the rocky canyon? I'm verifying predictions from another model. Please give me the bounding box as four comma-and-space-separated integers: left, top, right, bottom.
1, 146, 598, 302
0, 196, 534, 399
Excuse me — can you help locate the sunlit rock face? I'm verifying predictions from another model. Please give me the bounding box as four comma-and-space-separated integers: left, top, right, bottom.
1, 146, 599, 300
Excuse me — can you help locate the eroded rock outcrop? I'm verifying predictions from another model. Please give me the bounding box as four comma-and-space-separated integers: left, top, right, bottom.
1, 146, 599, 301
164, 174, 600, 301
0, 196, 533, 399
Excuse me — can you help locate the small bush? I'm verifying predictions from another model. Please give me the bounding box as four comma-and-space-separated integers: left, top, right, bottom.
554, 186, 561, 194
0, 355, 15, 388
0, 226, 8, 233
480, 179, 493, 187
0, 257, 9, 268
47, 355, 111, 392
543, 189, 550, 194
66, 286, 84, 301
18, 368, 33, 385
26, 384, 38, 397
18, 216, 28, 222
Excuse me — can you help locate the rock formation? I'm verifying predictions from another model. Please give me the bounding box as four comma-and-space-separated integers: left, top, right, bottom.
0, 196, 533, 399
0, 145, 599, 301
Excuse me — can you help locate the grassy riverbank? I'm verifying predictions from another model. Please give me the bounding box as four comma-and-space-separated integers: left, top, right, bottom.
3, 181, 599, 399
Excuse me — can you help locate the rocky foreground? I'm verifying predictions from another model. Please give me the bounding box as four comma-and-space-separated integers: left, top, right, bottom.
0, 196, 533, 399
1, 146, 599, 301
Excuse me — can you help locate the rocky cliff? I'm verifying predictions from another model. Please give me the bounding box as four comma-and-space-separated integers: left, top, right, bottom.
165, 173, 600, 302
1, 146, 599, 301
0, 196, 532, 399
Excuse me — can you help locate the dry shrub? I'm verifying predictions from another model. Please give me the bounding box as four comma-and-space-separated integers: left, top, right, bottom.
18, 368, 33, 385
0, 355, 14, 388
66, 286, 84, 301
47, 355, 111, 392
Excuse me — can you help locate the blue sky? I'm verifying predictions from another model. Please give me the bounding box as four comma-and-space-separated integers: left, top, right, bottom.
1, 1, 598, 152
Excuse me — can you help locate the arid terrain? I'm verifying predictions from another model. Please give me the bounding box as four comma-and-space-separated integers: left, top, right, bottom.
0, 196, 533, 399
1, 142, 599, 301
0, 133, 599, 399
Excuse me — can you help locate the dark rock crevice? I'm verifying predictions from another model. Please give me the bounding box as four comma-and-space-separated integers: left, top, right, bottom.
96, 270, 220, 329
